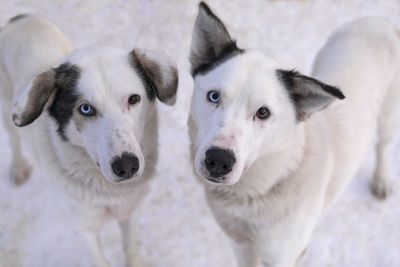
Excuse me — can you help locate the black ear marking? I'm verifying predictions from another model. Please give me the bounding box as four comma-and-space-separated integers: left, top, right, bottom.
276, 69, 345, 121
190, 2, 244, 76
129, 49, 178, 106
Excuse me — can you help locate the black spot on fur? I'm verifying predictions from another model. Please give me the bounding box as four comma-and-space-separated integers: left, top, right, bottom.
192, 42, 244, 76
8, 14, 30, 23
48, 63, 81, 141
129, 50, 156, 102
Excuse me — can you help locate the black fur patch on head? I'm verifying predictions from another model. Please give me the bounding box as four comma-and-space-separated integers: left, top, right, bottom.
48, 63, 81, 141
276, 69, 345, 121
129, 50, 157, 101
190, 2, 244, 77
193, 42, 244, 77
8, 14, 30, 23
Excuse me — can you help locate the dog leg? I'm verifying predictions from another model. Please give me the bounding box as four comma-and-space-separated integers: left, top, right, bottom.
370, 85, 400, 199
232, 241, 261, 267
371, 139, 394, 199
1, 109, 32, 186
119, 218, 146, 267
81, 230, 110, 267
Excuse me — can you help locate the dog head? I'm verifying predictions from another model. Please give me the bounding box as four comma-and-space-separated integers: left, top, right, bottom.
13, 45, 178, 184
189, 2, 344, 185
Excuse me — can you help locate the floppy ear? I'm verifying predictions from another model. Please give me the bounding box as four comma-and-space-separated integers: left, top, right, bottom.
276, 69, 345, 121
129, 49, 178, 106
190, 2, 243, 76
12, 69, 57, 127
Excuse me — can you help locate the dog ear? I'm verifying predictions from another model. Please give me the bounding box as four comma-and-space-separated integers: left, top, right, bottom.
190, 2, 242, 76
129, 49, 178, 106
276, 69, 345, 121
13, 63, 80, 127
12, 69, 57, 127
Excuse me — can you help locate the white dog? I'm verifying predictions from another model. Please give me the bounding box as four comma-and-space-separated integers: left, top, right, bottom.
188, 3, 400, 267
0, 15, 178, 266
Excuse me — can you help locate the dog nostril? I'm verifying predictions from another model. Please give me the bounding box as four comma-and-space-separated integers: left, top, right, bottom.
111, 152, 139, 181
204, 147, 236, 178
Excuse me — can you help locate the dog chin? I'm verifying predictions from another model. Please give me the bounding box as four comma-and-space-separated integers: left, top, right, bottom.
196, 167, 239, 186
205, 177, 233, 186
100, 167, 145, 185
103, 173, 143, 184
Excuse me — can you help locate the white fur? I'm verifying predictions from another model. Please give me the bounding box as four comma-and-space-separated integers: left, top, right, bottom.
189, 17, 400, 267
0, 15, 176, 267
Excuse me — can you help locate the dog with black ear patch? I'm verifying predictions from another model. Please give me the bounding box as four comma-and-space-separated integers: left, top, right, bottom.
0, 15, 178, 267
188, 2, 400, 266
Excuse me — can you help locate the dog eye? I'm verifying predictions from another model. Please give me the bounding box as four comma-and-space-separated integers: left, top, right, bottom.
128, 94, 141, 105
207, 90, 220, 104
256, 106, 271, 120
79, 104, 96, 116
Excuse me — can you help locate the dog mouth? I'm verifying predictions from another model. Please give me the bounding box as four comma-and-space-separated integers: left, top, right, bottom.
113, 174, 141, 184
205, 176, 226, 184
197, 166, 231, 185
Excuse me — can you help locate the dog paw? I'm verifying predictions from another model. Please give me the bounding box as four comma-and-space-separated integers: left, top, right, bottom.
10, 159, 33, 186
370, 178, 393, 200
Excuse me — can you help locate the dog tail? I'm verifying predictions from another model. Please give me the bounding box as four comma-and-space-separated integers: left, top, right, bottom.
0, 14, 32, 34
0, 14, 33, 35
8, 14, 31, 24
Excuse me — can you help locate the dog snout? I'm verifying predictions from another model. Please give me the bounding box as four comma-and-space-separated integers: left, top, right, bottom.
111, 152, 139, 180
204, 147, 236, 179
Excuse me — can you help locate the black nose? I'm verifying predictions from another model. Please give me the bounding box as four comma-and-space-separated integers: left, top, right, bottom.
204, 147, 236, 178
111, 152, 139, 180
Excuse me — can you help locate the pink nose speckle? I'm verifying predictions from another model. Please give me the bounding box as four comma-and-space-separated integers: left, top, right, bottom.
215, 134, 237, 148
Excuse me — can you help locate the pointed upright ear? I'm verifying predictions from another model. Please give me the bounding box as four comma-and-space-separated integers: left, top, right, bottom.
276, 69, 345, 121
12, 69, 57, 127
129, 49, 178, 106
190, 2, 243, 76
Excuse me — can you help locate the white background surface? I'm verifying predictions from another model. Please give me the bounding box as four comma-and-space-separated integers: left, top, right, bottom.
0, 1, 399, 266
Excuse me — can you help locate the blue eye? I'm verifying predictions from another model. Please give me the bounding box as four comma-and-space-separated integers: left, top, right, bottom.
79, 104, 95, 116
207, 90, 220, 103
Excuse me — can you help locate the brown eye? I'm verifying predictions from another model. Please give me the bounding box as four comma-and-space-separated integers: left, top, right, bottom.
256, 106, 271, 120
128, 94, 140, 105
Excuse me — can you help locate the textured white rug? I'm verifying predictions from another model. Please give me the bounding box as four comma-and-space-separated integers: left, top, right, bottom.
0, 1, 399, 266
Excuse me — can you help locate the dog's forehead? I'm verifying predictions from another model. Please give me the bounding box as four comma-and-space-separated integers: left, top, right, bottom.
65, 46, 146, 100
196, 50, 284, 101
